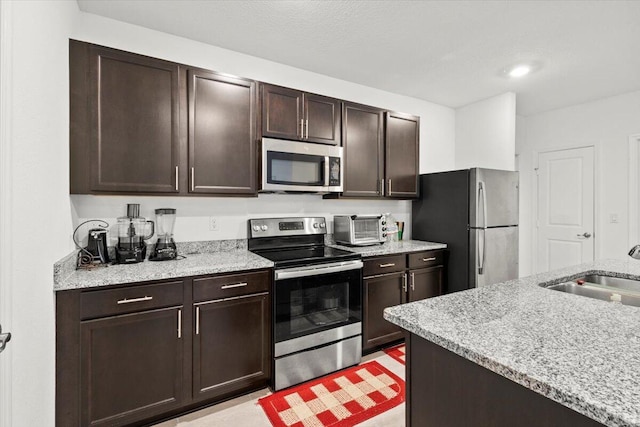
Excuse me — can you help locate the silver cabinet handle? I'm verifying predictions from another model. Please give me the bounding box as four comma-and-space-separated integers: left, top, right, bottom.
410, 272, 415, 291
305, 119, 309, 139
220, 282, 248, 290
195, 306, 200, 335
388, 179, 392, 195
191, 167, 195, 192
177, 309, 182, 338
577, 232, 592, 238
300, 119, 304, 138
379, 263, 396, 268
402, 274, 407, 293
423, 257, 436, 262
175, 166, 179, 191
117, 296, 153, 304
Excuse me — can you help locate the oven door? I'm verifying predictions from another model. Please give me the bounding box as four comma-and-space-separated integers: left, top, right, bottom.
273, 260, 362, 355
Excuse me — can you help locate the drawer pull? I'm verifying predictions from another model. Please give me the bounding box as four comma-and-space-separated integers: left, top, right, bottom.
221, 282, 248, 290
177, 309, 182, 339
379, 263, 396, 268
117, 296, 153, 304
423, 257, 437, 262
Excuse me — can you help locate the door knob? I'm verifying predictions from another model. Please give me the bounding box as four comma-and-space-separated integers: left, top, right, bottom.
0, 325, 11, 353
577, 232, 592, 239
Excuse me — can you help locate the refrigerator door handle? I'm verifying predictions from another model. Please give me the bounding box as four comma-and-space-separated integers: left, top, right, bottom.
479, 181, 487, 229
478, 228, 485, 275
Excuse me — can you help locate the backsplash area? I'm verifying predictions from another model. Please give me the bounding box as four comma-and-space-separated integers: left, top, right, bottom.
71, 194, 412, 247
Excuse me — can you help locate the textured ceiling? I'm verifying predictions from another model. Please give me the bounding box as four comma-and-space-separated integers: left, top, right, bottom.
77, 0, 640, 116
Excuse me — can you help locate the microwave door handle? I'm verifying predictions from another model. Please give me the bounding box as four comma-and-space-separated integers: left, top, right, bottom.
324, 156, 330, 186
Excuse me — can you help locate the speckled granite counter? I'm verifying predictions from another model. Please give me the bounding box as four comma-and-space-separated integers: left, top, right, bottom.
328, 239, 446, 257
54, 249, 273, 291
384, 259, 640, 427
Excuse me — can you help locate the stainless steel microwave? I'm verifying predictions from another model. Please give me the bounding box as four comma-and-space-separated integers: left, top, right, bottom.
260, 138, 343, 193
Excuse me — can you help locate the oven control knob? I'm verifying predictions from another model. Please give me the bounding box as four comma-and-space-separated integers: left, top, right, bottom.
320, 222, 326, 228
252, 225, 260, 232
382, 220, 386, 225
261, 225, 268, 231
382, 227, 387, 231
313, 223, 319, 229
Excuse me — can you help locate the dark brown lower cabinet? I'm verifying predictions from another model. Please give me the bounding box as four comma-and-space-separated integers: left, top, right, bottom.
193, 292, 270, 401
363, 272, 405, 351
80, 307, 184, 426
363, 251, 445, 353
408, 266, 443, 302
406, 333, 605, 427
57, 270, 272, 427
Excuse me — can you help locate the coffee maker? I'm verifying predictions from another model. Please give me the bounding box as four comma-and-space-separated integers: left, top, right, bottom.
149, 208, 178, 261
115, 204, 155, 264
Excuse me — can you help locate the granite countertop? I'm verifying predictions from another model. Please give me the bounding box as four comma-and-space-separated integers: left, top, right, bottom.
328, 239, 446, 257
384, 259, 640, 427
54, 249, 273, 291
54, 238, 446, 291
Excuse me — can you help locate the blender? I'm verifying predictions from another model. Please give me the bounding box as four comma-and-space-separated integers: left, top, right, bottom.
115, 204, 155, 264
149, 208, 178, 261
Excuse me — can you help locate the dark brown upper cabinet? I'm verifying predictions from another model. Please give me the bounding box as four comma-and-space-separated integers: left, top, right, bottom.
70, 41, 181, 194
385, 111, 420, 198
261, 83, 341, 145
188, 69, 257, 195
341, 102, 385, 197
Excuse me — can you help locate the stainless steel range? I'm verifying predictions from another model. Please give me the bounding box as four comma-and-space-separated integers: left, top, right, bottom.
248, 217, 363, 391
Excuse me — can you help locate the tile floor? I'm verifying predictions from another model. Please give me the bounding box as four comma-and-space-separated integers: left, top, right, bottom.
153, 349, 405, 427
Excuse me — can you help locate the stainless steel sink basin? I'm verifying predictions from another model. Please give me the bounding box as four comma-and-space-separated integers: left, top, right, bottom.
546, 275, 640, 308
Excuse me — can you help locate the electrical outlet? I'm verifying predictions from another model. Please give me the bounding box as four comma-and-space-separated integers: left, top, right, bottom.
209, 216, 218, 231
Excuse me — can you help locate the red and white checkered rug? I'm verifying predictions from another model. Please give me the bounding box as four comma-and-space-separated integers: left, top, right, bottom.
383, 344, 406, 366
258, 360, 404, 427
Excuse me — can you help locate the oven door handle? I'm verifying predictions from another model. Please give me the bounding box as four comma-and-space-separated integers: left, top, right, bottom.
275, 260, 363, 280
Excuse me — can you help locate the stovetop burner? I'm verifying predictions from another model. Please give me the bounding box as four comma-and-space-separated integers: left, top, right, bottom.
247, 216, 360, 268
252, 245, 359, 268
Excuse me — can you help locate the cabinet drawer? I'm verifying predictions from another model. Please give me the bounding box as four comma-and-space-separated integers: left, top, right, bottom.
363, 254, 406, 277
408, 250, 444, 269
80, 281, 184, 320
193, 270, 270, 302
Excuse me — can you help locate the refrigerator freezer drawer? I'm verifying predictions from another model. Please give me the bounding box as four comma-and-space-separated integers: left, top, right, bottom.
470, 227, 518, 288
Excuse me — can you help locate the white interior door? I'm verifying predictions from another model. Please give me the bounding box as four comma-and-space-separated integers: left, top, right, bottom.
536, 147, 595, 273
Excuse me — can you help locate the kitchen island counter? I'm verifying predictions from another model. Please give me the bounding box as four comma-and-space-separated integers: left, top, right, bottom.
384, 259, 640, 427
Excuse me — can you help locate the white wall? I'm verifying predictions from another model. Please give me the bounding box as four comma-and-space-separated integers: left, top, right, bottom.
455, 92, 516, 170
516, 90, 640, 276
69, 11, 456, 244
1, 4, 455, 426
2, 1, 78, 426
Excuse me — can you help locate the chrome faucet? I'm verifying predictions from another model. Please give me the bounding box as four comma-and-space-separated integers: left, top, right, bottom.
629, 245, 640, 259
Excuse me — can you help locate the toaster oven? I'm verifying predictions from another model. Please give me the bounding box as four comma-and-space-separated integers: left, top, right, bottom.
333, 215, 386, 246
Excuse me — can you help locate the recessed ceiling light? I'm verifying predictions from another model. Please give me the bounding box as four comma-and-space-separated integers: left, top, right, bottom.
508, 65, 531, 78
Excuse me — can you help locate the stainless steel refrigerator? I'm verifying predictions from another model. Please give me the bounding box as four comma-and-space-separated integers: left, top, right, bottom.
412, 168, 519, 293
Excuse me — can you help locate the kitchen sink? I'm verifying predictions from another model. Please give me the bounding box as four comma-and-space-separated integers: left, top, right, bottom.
546, 275, 640, 308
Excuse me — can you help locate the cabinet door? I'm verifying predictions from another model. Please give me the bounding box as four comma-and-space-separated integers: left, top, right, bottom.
385, 111, 419, 198
363, 272, 406, 351
188, 69, 257, 194
80, 307, 183, 426
88, 45, 180, 193
409, 266, 443, 303
304, 93, 341, 145
262, 84, 303, 140
342, 102, 384, 197
193, 292, 270, 401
